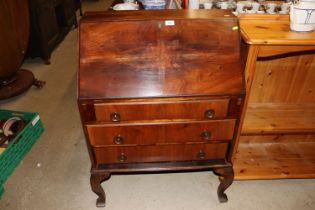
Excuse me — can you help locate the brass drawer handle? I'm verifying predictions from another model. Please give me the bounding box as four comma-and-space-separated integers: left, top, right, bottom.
113, 135, 124, 145
110, 112, 121, 122
201, 130, 211, 140
197, 150, 206, 159
118, 153, 127, 162
204, 109, 215, 119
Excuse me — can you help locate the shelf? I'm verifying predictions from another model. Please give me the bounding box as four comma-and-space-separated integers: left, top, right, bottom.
242, 103, 315, 135
234, 134, 315, 179
239, 14, 315, 46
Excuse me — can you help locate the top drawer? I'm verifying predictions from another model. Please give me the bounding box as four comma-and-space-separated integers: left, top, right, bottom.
94, 99, 229, 122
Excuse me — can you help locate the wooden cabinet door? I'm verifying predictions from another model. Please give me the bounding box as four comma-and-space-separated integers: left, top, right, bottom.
34, 1, 59, 45
63, 0, 75, 26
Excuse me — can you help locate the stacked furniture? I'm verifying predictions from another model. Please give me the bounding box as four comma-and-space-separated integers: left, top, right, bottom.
27, 0, 78, 64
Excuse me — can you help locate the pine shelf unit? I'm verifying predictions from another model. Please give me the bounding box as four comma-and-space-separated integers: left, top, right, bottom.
243, 103, 315, 135
235, 14, 315, 180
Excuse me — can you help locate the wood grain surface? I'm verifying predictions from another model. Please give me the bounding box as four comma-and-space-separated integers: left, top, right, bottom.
87, 119, 235, 146
78, 10, 244, 204
239, 14, 315, 46
80, 9, 236, 22
94, 99, 229, 122
79, 10, 244, 99
235, 134, 315, 179
0, 0, 29, 78
242, 103, 315, 134
249, 54, 315, 103
236, 14, 315, 179
93, 143, 229, 164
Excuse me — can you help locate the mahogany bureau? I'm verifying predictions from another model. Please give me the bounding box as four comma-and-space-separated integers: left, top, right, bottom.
78, 10, 245, 207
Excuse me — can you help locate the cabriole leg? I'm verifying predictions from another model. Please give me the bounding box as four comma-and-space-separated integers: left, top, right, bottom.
213, 166, 234, 203
90, 172, 111, 207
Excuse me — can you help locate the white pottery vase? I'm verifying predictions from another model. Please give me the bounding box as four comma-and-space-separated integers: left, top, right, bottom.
290, 0, 315, 32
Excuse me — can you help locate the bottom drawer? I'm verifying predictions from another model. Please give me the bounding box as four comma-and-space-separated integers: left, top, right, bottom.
93, 143, 228, 164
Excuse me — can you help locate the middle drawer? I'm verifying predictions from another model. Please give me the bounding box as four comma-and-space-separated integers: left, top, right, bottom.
87, 119, 236, 146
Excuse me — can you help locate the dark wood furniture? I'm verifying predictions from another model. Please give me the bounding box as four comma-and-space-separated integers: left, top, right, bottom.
78, 10, 245, 207
74, 0, 82, 16
0, 0, 45, 99
27, 0, 78, 64
234, 14, 315, 180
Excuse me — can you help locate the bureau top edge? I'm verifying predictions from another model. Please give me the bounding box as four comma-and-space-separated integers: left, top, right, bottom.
77, 92, 246, 101
80, 10, 238, 23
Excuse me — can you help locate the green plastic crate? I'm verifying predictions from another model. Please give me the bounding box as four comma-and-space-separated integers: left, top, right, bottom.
0, 110, 44, 198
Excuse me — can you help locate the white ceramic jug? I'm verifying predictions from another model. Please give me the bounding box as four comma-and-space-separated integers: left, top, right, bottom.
290, 0, 315, 32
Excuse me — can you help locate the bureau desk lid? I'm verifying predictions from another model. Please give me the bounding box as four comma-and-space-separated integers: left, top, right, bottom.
79, 10, 245, 100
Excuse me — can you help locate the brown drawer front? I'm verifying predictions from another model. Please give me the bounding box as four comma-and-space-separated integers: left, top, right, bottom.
94, 99, 229, 122
87, 120, 235, 146
94, 143, 228, 164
